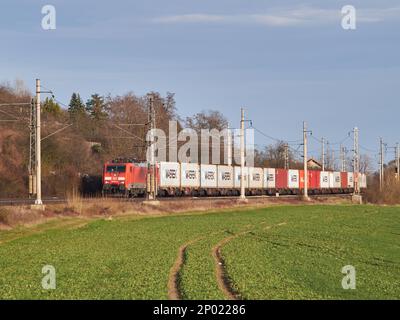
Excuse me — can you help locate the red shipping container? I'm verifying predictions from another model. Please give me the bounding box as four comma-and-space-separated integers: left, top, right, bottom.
299, 170, 304, 189
276, 169, 288, 189
298, 170, 319, 189
308, 170, 320, 190
341, 172, 348, 189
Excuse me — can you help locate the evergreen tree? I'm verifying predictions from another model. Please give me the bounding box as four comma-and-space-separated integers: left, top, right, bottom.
68, 93, 86, 119
86, 94, 108, 121
42, 97, 61, 117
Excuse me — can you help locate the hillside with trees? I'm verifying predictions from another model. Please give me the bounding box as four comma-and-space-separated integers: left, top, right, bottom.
0, 81, 239, 198
0, 82, 181, 197
0, 80, 395, 202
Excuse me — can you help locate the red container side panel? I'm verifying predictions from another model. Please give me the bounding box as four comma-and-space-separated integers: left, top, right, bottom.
276, 169, 288, 189
299, 170, 304, 189
308, 170, 320, 189
341, 172, 348, 189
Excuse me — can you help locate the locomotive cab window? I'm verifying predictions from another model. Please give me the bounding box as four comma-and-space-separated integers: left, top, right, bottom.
106, 165, 126, 173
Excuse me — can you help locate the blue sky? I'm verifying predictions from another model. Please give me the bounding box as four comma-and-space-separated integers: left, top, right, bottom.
1, 0, 399, 165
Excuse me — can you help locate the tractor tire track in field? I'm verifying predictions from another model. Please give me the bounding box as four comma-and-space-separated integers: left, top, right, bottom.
168, 221, 279, 300
168, 236, 204, 300
211, 222, 287, 300
211, 228, 252, 300
168, 231, 224, 300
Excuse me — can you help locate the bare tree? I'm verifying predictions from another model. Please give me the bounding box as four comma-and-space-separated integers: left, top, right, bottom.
185, 110, 229, 164
255, 141, 300, 169
360, 154, 373, 174
185, 110, 228, 132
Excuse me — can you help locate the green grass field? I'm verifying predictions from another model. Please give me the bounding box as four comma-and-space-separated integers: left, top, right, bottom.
0, 205, 399, 299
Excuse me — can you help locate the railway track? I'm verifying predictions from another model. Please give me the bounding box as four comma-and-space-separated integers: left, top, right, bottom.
0, 194, 353, 207
0, 198, 67, 206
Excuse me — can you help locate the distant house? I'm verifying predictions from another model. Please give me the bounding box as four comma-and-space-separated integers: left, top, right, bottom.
307, 158, 322, 170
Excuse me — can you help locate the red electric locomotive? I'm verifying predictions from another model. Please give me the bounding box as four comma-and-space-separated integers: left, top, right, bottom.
102, 158, 149, 197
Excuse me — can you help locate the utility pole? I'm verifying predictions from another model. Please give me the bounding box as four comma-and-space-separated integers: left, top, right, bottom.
147, 95, 156, 201
326, 141, 330, 170
28, 98, 36, 198
240, 108, 246, 200
227, 125, 232, 166
353, 127, 360, 195
340, 145, 346, 172
396, 142, 400, 182
379, 137, 384, 191
151, 97, 157, 199
321, 137, 325, 171
303, 121, 309, 200
34, 79, 43, 206
284, 143, 289, 169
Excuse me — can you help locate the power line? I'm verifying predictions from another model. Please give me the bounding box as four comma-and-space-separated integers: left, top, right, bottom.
252, 126, 302, 144
310, 133, 351, 146
359, 144, 379, 153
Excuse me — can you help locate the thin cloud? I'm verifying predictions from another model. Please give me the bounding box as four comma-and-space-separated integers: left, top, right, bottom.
153, 14, 227, 24
152, 6, 400, 27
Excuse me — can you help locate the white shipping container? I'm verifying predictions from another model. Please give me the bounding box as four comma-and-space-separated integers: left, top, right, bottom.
180, 163, 200, 188
249, 167, 263, 189
234, 167, 249, 189
347, 172, 354, 188
288, 170, 300, 189
217, 165, 234, 189
328, 172, 335, 188
320, 171, 330, 188
333, 172, 341, 188
264, 168, 276, 189
159, 162, 180, 188
200, 164, 217, 188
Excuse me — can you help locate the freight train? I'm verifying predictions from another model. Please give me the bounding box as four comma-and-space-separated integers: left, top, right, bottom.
102, 159, 367, 197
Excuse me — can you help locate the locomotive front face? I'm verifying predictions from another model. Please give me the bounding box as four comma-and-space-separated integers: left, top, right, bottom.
103, 164, 127, 191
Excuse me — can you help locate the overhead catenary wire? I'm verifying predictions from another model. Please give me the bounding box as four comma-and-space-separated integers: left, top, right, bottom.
359, 144, 379, 154
311, 133, 351, 146
42, 91, 346, 159
252, 126, 303, 144
38, 83, 383, 173
0, 102, 31, 123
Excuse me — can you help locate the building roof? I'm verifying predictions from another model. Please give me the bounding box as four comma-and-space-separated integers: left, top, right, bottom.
307, 158, 322, 168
